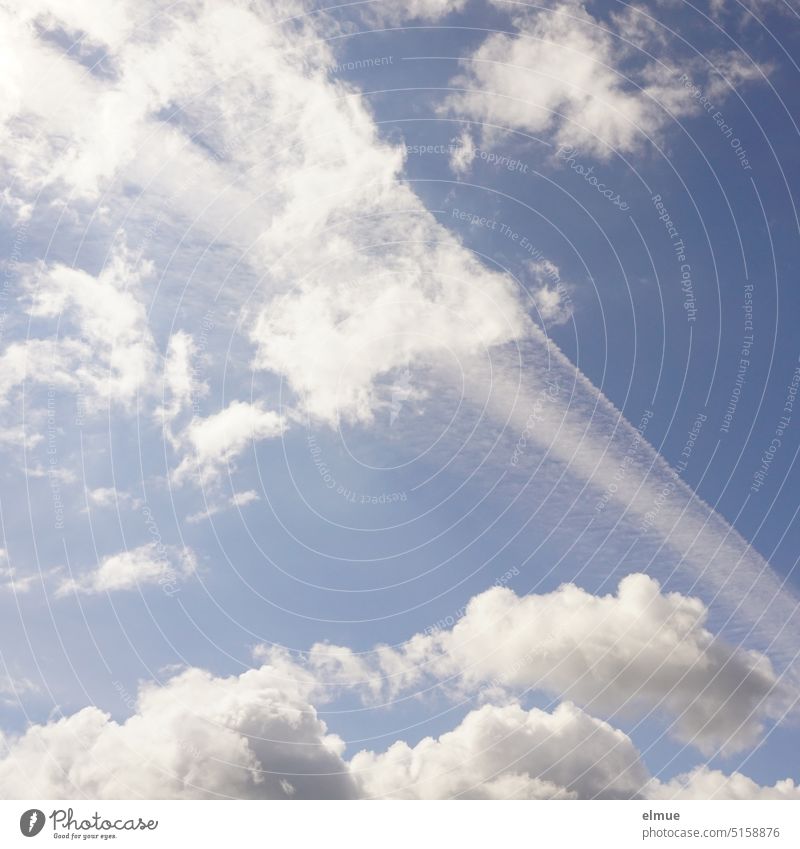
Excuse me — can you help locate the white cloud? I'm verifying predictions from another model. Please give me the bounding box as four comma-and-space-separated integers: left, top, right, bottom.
362, 0, 468, 25
442, 2, 771, 162
26, 465, 77, 485
702, 50, 771, 101
26, 247, 157, 408
173, 401, 285, 486
0, 651, 356, 799
352, 701, 648, 799
0, 0, 529, 498
85, 487, 141, 511
461, 332, 800, 667
186, 489, 262, 525
651, 766, 800, 800
309, 574, 788, 754
0, 244, 159, 417
251, 244, 531, 426
2, 662, 793, 799
160, 1, 799, 688
0, 570, 37, 595
0, 0, 796, 800
8, 0, 530, 433
0, 0, 150, 200
56, 543, 197, 596
0, 671, 40, 708
448, 130, 477, 176
87, 488, 119, 508
157, 331, 208, 447
355, 699, 800, 800
0, 339, 80, 406
231, 489, 260, 508
526, 259, 573, 325
445, 2, 677, 158
0, 549, 37, 594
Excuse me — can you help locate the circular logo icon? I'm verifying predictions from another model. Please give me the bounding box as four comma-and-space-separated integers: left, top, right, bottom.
19, 809, 46, 837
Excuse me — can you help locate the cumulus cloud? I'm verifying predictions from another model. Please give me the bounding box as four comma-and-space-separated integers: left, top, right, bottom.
651, 766, 800, 800
444, 2, 675, 157
252, 249, 530, 426
173, 401, 285, 486
309, 574, 787, 754
56, 543, 197, 596
0, 244, 158, 416
0, 651, 356, 799
0, 564, 795, 800
352, 701, 647, 799
0, 661, 795, 800
354, 700, 800, 800
443, 1, 764, 159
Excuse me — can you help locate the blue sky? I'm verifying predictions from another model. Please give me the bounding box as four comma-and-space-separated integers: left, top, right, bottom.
0, 0, 799, 800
